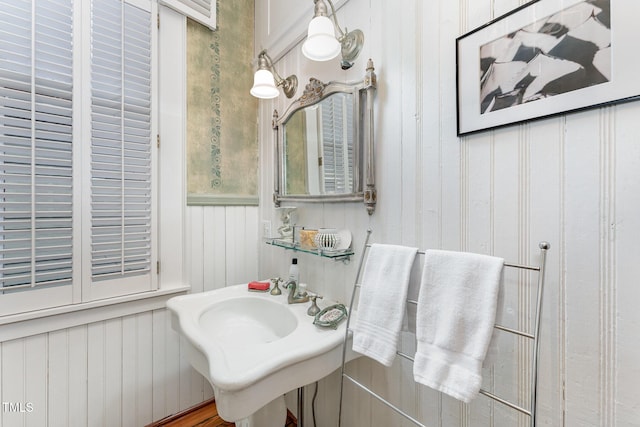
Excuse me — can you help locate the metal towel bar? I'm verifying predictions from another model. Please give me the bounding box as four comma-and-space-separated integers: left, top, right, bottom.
337, 230, 550, 427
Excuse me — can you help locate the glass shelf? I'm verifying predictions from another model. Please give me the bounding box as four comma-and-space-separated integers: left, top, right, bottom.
265, 238, 354, 262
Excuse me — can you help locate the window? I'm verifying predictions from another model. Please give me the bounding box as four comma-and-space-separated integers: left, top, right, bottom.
87, 0, 155, 300
319, 94, 354, 194
0, 0, 157, 316
160, 0, 216, 30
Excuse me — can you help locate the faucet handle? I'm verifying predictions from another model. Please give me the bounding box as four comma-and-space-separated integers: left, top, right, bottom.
307, 294, 323, 316
270, 277, 282, 295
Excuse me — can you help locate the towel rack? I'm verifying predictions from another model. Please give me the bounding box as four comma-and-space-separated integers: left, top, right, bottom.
337, 230, 550, 427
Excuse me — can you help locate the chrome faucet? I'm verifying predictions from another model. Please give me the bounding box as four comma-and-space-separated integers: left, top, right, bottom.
283, 280, 309, 304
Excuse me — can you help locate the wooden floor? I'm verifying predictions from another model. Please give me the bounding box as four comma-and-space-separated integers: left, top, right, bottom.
147, 398, 297, 427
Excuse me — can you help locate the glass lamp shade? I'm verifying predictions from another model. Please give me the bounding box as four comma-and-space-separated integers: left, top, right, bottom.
250, 69, 279, 99
302, 16, 340, 61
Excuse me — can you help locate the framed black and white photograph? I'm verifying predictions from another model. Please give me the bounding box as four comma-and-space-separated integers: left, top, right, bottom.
456, 0, 640, 136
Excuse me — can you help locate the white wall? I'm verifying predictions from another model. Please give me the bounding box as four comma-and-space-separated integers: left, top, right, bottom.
256, 0, 640, 426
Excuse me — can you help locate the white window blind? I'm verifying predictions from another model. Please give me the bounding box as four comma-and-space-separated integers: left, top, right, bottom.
0, 0, 74, 294
320, 94, 354, 194
0, 0, 156, 314
160, 0, 216, 30
90, 0, 152, 283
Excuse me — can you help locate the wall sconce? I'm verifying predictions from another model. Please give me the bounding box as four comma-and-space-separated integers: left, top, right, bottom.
250, 50, 298, 99
302, 0, 364, 70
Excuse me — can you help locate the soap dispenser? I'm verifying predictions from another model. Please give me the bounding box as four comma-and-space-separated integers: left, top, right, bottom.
288, 258, 299, 284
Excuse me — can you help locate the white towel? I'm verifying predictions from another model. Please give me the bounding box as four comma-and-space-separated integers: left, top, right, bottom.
401, 260, 422, 334
413, 250, 504, 403
352, 244, 418, 366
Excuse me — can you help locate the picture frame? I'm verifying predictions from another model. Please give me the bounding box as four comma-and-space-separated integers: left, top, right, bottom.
456, 0, 640, 136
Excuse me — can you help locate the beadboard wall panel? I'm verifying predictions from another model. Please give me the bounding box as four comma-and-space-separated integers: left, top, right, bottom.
614, 102, 640, 422
563, 111, 604, 426
255, 0, 640, 426
0, 311, 202, 427
0, 204, 258, 427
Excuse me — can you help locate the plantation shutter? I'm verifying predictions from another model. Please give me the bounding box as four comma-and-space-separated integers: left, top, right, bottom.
0, 0, 74, 295
320, 94, 353, 194
90, 0, 153, 286
160, 0, 216, 30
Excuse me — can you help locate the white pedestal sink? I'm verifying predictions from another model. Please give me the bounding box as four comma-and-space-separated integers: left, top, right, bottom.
166, 283, 357, 425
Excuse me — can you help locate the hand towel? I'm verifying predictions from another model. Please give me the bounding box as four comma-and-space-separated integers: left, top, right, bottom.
401, 260, 422, 334
352, 244, 418, 366
413, 250, 504, 403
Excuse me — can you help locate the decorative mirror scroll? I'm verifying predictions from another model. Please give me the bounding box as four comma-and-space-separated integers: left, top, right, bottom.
273, 59, 377, 214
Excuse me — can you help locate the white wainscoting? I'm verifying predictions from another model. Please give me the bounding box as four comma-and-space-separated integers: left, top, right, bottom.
0, 310, 210, 427
0, 205, 259, 427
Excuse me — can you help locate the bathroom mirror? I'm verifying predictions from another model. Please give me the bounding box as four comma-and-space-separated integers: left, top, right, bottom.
273, 59, 377, 214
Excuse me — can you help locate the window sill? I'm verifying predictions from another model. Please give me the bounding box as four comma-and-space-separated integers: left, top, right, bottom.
0, 285, 190, 342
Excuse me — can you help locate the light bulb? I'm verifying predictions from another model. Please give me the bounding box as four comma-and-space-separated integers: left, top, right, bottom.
302, 16, 340, 61
250, 69, 279, 99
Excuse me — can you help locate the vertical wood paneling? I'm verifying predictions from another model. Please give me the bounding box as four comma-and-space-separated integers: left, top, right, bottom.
87, 323, 106, 427
185, 204, 260, 288
151, 310, 167, 422
164, 311, 181, 417
68, 326, 88, 427
134, 312, 154, 426
368, 4, 405, 422
225, 207, 243, 286
563, 111, 602, 426
613, 102, 640, 423
439, 0, 463, 252
252, 0, 640, 425
516, 124, 531, 427
244, 207, 260, 282
398, 0, 420, 249
1, 308, 218, 427
598, 107, 616, 427
48, 330, 70, 427
202, 207, 224, 291
187, 207, 205, 294
2, 340, 25, 427
342, 358, 373, 427
24, 335, 46, 427
105, 319, 123, 427
491, 126, 523, 426
178, 337, 194, 411
226, 207, 254, 285
256, 0, 640, 426
465, 132, 493, 253
122, 316, 139, 427
527, 117, 564, 425
370, 0, 402, 245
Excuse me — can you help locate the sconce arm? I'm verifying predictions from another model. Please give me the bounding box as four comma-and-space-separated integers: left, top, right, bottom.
259, 50, 283, 85
258, 50, 298, 98
323, 0, 347, 38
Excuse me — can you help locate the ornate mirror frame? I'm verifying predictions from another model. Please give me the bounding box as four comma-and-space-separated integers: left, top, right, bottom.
272, 59, 377, 215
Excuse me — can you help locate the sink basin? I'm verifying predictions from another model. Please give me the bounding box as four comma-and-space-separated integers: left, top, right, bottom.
200, 297, 298, 347
166, 284, 358, 423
